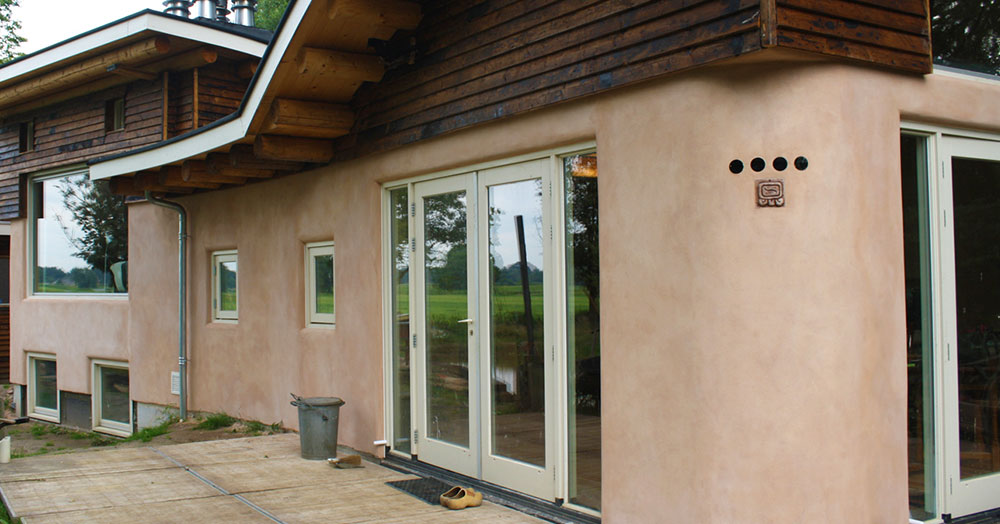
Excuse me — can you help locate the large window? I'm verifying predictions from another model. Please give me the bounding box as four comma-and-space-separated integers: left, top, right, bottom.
27, 353, 58, 422
92, 360, 131, 437
212, 250, 238, 321
30, 169, 128, 294
306, 241, 335, 326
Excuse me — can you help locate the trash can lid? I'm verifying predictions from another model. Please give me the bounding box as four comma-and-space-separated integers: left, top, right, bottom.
295, 397, 345, 407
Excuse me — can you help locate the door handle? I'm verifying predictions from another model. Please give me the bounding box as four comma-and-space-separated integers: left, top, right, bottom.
457, 319, 474, 324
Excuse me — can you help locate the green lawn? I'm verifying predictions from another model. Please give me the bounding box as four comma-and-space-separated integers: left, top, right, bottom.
316, 292, 335, 314
220, 291, 237, 311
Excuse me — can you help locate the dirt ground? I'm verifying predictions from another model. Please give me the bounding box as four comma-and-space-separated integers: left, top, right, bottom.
1, 384, 290, 459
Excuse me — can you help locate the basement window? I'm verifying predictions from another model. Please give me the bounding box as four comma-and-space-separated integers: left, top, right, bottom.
92, 360, 131, 436
28, 353, 58, 423
105, 98, 125, 133
212, 250, 238, 322
306, 241, 335, 326
18, 120, 34, 153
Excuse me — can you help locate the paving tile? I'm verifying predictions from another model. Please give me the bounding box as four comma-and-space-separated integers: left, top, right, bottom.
2, 468, 217, 517
193, 455, 402, 494
150, 433, 301, 467
0, 447, 175, 482
21, 494, 274, 524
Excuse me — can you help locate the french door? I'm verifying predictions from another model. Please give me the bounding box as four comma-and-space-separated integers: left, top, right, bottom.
412, 159, 556, 499
938, 135, 1000, 517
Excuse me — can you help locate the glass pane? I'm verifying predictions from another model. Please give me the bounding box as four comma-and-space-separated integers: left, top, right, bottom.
931, 0, 1000, 76
34, 359, 57, 411
902, 135, 935, 519
952, 156, 1000, 480
424, 190, 469, 447
218, 259, 237, 312
488, 178, 545, 467
314, 254, 334, 315
565, 153, 601, 510
100, 367, 130, 425
33, 175, 128, 294
390, 188, 411, 453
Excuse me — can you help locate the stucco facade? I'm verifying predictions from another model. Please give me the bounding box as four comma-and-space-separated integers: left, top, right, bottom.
9, 49, 1000, 521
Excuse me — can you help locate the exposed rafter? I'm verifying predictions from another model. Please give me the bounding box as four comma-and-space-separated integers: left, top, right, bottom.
255, 135, 335, 163
262, 98, 354, 138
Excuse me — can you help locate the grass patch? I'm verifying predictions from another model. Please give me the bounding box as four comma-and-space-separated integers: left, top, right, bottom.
195, 413, 236, 431
29, 425, 46, 438
244, 420, 268, 433
0, 495, 20, 524
123, 418, 175, 443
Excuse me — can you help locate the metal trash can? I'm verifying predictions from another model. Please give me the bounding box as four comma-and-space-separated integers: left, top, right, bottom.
291, 394, 345, 460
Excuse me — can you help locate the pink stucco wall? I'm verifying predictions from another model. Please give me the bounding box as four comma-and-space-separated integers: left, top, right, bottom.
10, 49, 1000, 522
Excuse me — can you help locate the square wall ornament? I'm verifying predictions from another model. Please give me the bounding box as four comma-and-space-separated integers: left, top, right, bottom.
757, 179, 784, 207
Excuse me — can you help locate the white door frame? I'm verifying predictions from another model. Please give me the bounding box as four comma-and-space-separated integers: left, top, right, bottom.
904, 123, 1000, 520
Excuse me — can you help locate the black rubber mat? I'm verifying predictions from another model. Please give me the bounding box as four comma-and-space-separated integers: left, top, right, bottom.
386, 477, 454, 505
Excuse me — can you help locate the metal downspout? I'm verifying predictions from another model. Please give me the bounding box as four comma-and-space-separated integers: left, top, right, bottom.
145, 191, 188, 420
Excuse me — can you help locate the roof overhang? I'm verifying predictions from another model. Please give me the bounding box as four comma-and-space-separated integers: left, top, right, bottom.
0, 10, 268, 86
90, 0, 422, 189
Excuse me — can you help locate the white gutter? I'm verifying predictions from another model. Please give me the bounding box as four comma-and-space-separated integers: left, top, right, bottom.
0, 12, 267, 85
89, 0, 311, 181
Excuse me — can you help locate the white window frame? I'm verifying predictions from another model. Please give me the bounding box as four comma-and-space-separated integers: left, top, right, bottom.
27, 352, 59, 423
305, 241, 335, 326
27, 165, 129, 298
212, 250, 238, 322
91, 359, 132, 437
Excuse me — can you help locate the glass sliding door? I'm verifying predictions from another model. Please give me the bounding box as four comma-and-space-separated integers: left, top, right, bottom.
478, 159, 554, 499
564, 153, 601, 511
902, 134, 936, 520
413, 175, 478, 476
386, 147, 600, 509
939, 135, 1000, 517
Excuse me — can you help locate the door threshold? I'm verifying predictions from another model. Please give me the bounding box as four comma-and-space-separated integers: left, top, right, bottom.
381, 455, 600, 524
949, 507, 1000, 524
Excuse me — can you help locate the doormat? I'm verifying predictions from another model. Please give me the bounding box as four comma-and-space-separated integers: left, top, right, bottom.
386, 477, 454, 505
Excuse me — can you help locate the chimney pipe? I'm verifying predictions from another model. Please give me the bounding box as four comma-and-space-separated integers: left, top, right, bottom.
193, 0, 215, 19
231, 0, 256, 26
163, 0, 191, 18
215, 0, 231, 22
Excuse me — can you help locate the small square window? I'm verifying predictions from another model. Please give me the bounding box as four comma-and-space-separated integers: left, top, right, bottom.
105, 98, 124, 133
18, 120, 34, 153
92, 360, 131, 436
306, 241, 335, 325
27, 353, 58, 422
212, 250, 238, 322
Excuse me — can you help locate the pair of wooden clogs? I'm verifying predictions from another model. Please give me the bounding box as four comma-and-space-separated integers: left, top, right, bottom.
439, 486, 483, 510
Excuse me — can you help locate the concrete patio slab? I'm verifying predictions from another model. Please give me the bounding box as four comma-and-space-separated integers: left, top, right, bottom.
0, 433, 545, 523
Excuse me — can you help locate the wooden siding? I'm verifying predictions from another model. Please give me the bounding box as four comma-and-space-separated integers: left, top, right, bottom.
342, 0, 765, 158
772, 0, 931, 73
198, 61, 251, 128
0, 80, 165, 219
0, 60, 253, 219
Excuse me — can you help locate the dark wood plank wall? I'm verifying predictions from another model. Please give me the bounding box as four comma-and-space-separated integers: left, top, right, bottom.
0, 235, 7, 384
169, 70, 196, 137
0, 80, 164, 219
198, 61, 250, 128
773, 0, 931, 73
341, 0, 765, 158
0, 61, 252, 219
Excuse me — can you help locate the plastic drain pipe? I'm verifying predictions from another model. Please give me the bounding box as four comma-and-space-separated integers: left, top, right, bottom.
145, 192, 189, 420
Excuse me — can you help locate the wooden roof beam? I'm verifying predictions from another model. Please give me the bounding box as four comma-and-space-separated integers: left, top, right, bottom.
0, 37, 170, 106
254, 135, 334, 163
225, 144, 307, 172
328, 0, 422, 31
106, 64, 157, 81
297, 47, 385, 84
262, 98, 354, 138
133, 172, 196, 194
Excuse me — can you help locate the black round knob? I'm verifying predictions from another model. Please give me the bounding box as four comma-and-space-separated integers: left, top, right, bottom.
750, 157, 766, 172
773, 157, 788, 171
794, 156, 809, 170
729, 159, 744, 174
